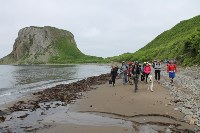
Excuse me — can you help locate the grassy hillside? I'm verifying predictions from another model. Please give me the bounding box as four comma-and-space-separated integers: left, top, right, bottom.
49, 36, 104, 64
106, 15, 200, 66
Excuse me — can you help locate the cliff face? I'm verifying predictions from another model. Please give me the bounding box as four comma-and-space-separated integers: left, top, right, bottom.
0, 26, 82, 64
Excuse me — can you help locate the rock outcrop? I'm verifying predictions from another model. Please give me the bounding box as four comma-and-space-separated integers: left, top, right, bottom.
0, 26, 84, 64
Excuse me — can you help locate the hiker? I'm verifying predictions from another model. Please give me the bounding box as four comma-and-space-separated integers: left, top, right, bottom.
140, 62, 145, 81
110, 65, 118, 87
154, 60, 161, 83
131, 62, 140, 92
144, 62, 151, 83
120, 61, 128, 85
127, 62, 133, 85
167, 60, 177, 84
152, 60, 157, 68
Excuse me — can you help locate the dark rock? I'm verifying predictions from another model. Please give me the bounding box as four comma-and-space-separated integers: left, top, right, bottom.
17, 113, 29, 119
0, 116, 6, 122
41, 112, 46, 115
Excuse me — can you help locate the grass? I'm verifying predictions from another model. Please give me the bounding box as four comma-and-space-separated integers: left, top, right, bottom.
49, 36, 104, 64
106, 15, 200, 66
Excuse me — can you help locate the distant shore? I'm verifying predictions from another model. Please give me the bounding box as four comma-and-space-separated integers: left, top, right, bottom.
0, 67, 200, 132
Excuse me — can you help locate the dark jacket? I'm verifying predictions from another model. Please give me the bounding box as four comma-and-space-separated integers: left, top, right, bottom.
111, 67, 118, 77
131, 65, 140, 75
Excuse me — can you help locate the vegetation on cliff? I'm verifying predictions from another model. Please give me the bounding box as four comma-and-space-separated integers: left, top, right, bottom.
106, 15, 200, 66
49, 36, 103, 64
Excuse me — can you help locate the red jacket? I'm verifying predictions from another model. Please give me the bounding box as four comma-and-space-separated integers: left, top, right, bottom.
144, 65, 151, 74
127, 66, 132, 76
167, 64, 176, 72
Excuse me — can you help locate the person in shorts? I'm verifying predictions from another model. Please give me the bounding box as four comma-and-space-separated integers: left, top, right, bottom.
167, 60, 177, 83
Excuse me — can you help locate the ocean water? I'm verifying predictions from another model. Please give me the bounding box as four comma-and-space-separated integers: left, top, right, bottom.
0, 64, 110, 105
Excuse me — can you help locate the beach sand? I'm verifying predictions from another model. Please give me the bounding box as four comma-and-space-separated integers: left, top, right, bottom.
37, 79, 199, 133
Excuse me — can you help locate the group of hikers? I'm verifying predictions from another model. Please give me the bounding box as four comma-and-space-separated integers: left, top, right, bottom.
110, 59, 177, 92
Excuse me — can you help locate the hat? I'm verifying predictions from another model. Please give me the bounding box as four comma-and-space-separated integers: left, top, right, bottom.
129, 62, 133, 65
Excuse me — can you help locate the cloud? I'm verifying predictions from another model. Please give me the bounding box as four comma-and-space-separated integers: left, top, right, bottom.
0, 0, 200, 58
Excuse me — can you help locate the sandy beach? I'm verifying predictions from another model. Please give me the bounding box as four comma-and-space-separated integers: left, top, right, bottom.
0, 73, 200, 133
39, 78, 199, 132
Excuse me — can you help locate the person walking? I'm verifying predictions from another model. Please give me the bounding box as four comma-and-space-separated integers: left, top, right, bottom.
110, 65, 118, 87
120, 61, 128, 85
131, 62, 140, 93
127, 62, 133, 85
167, 60, 177, 84
144, 63, 151, 83
140, 62, 145, 81
154, 60, 161, 83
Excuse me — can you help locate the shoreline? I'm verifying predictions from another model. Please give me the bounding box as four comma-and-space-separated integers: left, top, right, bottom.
0, 63, 112, 66
0, 67, 200, 132
0, 73, 111, 132
0, 64, 111, 106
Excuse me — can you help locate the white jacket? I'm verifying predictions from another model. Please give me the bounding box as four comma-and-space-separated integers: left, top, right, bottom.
154, 63, 161, 70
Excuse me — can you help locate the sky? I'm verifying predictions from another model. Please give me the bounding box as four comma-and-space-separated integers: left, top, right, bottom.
0, 0, 200, 58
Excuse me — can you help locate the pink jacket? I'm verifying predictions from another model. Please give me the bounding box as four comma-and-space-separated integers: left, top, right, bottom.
144, 66, 151, 74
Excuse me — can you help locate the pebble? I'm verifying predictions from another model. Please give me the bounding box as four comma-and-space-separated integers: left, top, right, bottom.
160, 66, 200, 126
165, 128, 172, 133
184, 115, 193, 123
174, 108, 179, 111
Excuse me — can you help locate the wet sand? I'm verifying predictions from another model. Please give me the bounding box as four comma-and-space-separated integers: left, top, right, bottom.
38, 79, 199, 133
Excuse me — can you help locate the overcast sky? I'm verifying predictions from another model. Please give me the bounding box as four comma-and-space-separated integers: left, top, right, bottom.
1, 0, 200, 58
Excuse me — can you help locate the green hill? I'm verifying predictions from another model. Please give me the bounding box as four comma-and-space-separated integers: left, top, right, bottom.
106, 15, 200, 66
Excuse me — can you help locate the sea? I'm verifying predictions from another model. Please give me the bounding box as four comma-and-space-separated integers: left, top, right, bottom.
0, 64, 111, 105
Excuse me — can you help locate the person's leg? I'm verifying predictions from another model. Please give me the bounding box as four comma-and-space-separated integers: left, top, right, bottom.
169, 72, 173, 83
142, 72, 145, 81
127, 75, 130, 83
128, 75, 132, 84
134, 77, 138, 92
125, 74, 127, 83
112, 76, 115, 86
145, 73, 149, 83
130, 75, 133, 85
158, 70, 160, 81
172, 72, 175, 83
122, 73, 125, 84
145, 73, 147, 83
155, 70, 157, 80
136, 77, 138, 91
122, 73, 124, 84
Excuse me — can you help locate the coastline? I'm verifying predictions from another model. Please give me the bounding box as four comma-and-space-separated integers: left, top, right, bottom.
0, 68, 200, 132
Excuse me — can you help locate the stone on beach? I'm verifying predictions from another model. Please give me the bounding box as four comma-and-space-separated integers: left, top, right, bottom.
0, 116, 5, 122
161, 66, 200, 127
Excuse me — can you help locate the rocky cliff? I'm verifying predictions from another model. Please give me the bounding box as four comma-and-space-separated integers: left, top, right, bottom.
0, 26, 90, 64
